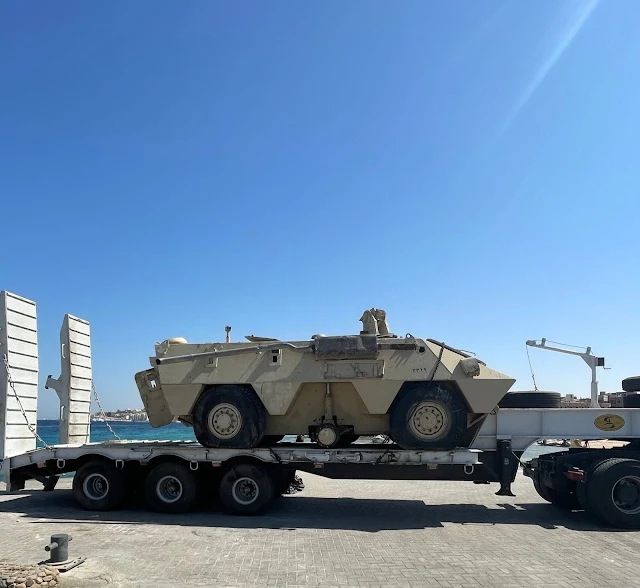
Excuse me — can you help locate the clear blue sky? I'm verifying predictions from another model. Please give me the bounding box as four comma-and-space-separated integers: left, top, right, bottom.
2, 1, 638, 419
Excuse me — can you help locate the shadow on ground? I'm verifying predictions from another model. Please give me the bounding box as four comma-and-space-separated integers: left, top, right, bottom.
0, 489, 624, 533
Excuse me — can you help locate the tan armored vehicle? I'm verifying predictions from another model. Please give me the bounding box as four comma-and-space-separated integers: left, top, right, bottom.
134, 309, 515, 450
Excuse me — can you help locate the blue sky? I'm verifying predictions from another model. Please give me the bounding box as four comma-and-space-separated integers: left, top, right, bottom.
1, 1, 638, 419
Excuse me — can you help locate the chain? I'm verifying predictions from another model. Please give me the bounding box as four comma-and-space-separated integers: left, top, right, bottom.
91, 381, 121, 441
2, 354, 50, 448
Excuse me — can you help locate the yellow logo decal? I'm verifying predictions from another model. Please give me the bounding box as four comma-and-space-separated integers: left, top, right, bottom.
594, 414, 625, 432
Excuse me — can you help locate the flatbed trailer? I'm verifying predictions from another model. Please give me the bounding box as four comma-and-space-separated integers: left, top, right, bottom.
3, 291, 640, 527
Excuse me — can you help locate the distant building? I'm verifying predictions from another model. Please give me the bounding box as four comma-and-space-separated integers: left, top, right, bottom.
561, 394, 591, 408
598, 391, 631, 408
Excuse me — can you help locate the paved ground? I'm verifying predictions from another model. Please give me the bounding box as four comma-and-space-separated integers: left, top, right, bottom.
1, 471, 640, 588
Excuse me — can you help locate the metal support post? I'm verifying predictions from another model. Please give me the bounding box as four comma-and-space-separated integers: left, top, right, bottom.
495, 439, 516, 497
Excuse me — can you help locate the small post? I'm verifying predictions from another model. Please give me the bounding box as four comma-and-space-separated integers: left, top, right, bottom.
495, 439, 516, 497
45, 534, 72, 563
225, 326, 231, 343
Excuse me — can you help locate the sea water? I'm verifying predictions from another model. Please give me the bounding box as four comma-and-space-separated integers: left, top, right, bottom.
35, 419, 197, 447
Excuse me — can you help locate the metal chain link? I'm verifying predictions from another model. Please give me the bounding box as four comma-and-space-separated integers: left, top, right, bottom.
91, 380, 121, 441
2, 354, 50, 448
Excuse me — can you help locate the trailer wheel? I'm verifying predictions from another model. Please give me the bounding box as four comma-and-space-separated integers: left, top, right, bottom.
73, 460, 126, 511
533, 478, 580, 510
144, 462, 198, 514
587, 458, 640, 528
193, 385, 266, 448
219, 463, 274, 515
389, 382, 466, 450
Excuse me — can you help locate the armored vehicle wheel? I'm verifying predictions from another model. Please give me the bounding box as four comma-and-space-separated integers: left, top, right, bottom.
389, 382, 466, 450
73, 459, 126, 511
192, 385, 266, 448
144, 461, 198, 514
219, 463, 274, 515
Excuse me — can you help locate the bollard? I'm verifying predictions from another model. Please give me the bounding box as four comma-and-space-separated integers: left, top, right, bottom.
44, 534, 72, 563
40, 532, 85, 571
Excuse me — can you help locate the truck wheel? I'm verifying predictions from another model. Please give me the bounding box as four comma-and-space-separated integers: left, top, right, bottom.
192, 385, 266, 448
73, 459, 126, 511
389, 382, 466, 450
144, 462, 198, 514
587, 458, 640, 528
533, 478, 580, 510
219, 463, 274, 515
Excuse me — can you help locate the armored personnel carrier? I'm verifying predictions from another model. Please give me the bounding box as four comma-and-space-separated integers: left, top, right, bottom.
134, 309, 515, 450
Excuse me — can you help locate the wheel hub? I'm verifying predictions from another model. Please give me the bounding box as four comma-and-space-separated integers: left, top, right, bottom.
208, 403, 242, 439
409, 402, 449, 440
232, 477, 259, 505
612, 475, 640, 514
156, 475, 183, 504
83, 473, 109, 500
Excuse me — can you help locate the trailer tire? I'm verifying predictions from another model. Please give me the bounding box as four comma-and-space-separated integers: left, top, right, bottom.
622, 376, 640, 393
533, 478, 580, 510
389, 382, 466, 450
498, 392, 561, 408
587, 458, 640, 528
193, 385, 266, 448
219, 463, 274, 515
73, 460, 126, 511
144, 462, 198, 514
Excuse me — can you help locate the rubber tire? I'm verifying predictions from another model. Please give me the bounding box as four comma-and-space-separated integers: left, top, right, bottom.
144, 461, 198, 514
586, 458, 640, 528
389, 382, 467, 450
623, 394, 640, 408
73, 459, 127, 511
533, 478, 580, 510
219, 463, 274, 515
622, 376, 640, 393
192, 385, 266, 448
498, 392, 561, 409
